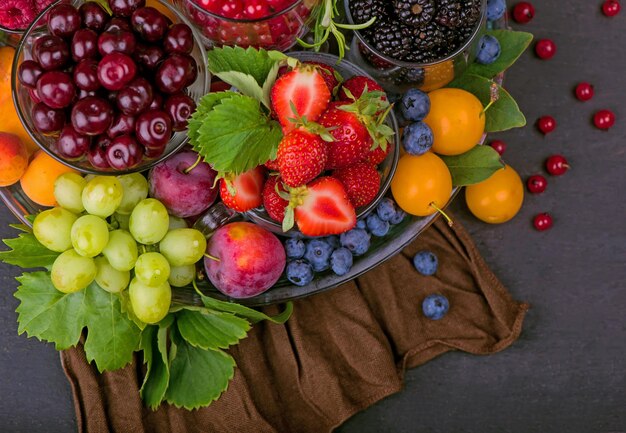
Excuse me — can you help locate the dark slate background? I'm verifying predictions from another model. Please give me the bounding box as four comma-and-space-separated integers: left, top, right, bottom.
1, 1, 625, 432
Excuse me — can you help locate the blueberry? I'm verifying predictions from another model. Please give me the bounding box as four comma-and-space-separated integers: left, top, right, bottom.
356, 219, 367, 230
366, 213, 390, 237
412, 250, 438, 276
285, 260, 314, 287
389, 208, 406, 225
486, 0, 506, 21
340, 229, 371, 256
284, 238, 306, 259
422, 294, 449, 320
330, 247, 353, 276
376, 197, 396, 222
402, 122, 433, 155
400, 88, 430, 121
303, 238, 334, 272
476, 35, 501, 65
323, 235, 340, 249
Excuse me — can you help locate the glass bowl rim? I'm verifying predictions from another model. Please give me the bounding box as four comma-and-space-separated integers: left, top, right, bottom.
186, 0, 309, 24
10, 0, 210, 176
343, 0, 487, 68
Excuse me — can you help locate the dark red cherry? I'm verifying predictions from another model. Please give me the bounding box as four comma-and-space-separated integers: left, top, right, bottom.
107, 113, 136, 138
98, 29, 137, 56
144, 141, 166, 159
116, 77, 153, 115
88, 135, 112, 169
71, 96, 114, 135
108, 0, 146, 17
135, 109, 172, 149
73, 59, 101, 91
29, 88, 41, 104
31, 102, 66, 134
154, 53, 197, 94
56, 125, 90, 160
47, 4, 82, 39
33, 35, 70, 71
134, 43, 164, 70
37, 71, 75, 109
106, 135, 144, 169
164, 93, 196, 131
164, 23, 194, 54
97, 52, 137, 90
71, 29, 98, 62
79, 2, 108, 32
18, 60, 44, 88
104, 17, 132, 32
131, 7, 169, 42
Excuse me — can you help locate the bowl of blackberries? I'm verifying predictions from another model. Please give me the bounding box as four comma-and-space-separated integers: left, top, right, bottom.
344, 0, 487, 93
11, 0, 209, 175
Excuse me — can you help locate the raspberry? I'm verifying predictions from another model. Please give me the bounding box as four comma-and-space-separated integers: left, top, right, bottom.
0, 0, 37, 30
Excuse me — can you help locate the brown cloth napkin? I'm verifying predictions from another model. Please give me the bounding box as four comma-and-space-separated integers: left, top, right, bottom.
61, 217, 529, 433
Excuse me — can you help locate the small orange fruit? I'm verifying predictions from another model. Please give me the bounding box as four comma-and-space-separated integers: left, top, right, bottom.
20, 151, 78, 207
465, 164, 524, 224
0, 132, 29, 186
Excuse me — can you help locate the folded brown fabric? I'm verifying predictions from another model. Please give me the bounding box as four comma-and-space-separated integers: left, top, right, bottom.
61, 217, 528, 433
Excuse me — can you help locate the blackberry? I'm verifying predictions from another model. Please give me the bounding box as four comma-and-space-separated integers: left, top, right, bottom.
349, 0, 390, 24
457, 24, 476, 43
460, 0, 481, 26
413, 22, 445, 51
437, 23, 458, 45
372, 19, 414, 59
393, 0, 436, 28
435, 0, 462, 27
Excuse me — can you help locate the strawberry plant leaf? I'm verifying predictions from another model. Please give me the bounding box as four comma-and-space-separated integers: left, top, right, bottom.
140, 325, 170, 409
177, 309, 250, 350
194, 94, 283, 174
467, 30, 533, 79
214, 71, 266, 107
440, 145, 505, 186
164, 329, 235, 410
206, 46, 283, 87
0, 232, 59, 268
188, 92, 234, 144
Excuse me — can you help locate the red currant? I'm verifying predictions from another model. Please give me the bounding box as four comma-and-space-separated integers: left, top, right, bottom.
602, 0, 621, 16
218, 0, 243, 18
526, 175, 547, 194
489, 140, 506, 155
535, 39, 556, 60
512, 2, 535, 23
593, 109, 616, 130
533, 213, 553, 231
545, 155, 569, 176
537, 115, 556, 134
575, 82, 594, 101
244, 0, 271, 19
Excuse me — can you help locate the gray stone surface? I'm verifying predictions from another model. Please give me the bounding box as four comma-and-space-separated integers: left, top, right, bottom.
1, 1, 625, 432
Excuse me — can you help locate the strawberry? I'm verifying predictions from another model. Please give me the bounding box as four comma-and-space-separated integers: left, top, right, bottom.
291, 177, 357, 237
363, 143, 391, 165
277, 129, 328, 187
303, 61, 341, 94
332, 162, 381, 208
262, 176, 289, 222
318, 101, 372, 169
338, 76, 386, 101
219, 166, 266, 212
264, 157, 280, 171
270, 65, 331, 133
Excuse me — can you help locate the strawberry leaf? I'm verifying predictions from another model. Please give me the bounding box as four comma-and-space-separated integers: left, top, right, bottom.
206, 46, 285, 87
139, 325, 170, 409
176, 309, 250, 351
440, 145, 505, 186
0, 232, 59, 268
188, 92, 235, 144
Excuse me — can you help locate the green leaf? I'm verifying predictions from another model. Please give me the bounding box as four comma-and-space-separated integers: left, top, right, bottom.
449, 74, 526, 132
9, 224, 31, 233
0, 232, 60, 268
177, 309, 250, 350
206, 46, 282, 87
215, 71, 266, 107
188, 92, 235, 145
440, 145, 505, 186
140, 325, 170, 409
261, 61, 281, 110
193, 94, 283, 174
165, 330, 235, 410
467, 30, 533, 79
199, 292, 293, 324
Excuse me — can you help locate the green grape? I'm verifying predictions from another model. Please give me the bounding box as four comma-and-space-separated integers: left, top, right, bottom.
135, 252, 171, 286
129, 277, 171, 324
112, 212, 130, 230
94, 256, 130, 293
33, 207, 78, 252
82, 176, 124, 218
129, 198, 169, 245
168, 215, 188, 230
116, 173, 149, 215
54, 173, 87, 213
169, 264, 196, 287
71, 215, 110, 258
51, 249, 97, 293
101, 229, 138, 271
159, 228, 207, 266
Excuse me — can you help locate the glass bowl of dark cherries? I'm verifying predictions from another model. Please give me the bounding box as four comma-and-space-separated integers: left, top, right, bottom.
11, 0, 209, 175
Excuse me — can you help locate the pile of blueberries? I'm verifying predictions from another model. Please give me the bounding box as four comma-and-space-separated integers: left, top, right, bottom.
284, 197, 406, 287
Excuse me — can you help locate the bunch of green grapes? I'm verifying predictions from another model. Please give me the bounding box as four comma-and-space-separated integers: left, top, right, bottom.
32, 173, 207, 324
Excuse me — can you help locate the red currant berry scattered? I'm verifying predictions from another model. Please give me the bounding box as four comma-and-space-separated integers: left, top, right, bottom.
602, 0, 621, 16
535, 39, 556, 60
533, 213, 553, 231
593, 109, 616, 130
575, 82, 594, 101
527, 175, 547, 194
512, 2, 535, 23
489, 140, 506, 155
545, 155, 569, 176
537, 115, 556, 134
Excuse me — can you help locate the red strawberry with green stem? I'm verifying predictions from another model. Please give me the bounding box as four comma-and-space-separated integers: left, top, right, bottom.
262, 175, 289, 223
303, 61, 343, 95
332, 161, 381, 208
338, 75, 386, 101
363, 144, 391, 165
219, 166, 266, 212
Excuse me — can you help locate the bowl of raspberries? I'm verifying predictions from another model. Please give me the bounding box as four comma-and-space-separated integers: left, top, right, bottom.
344, 0, 487, 93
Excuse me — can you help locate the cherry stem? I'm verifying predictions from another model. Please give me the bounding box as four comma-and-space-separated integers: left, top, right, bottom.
184, 155, 203, 174
430, 202, 453, 227
203, 253, 221, 262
